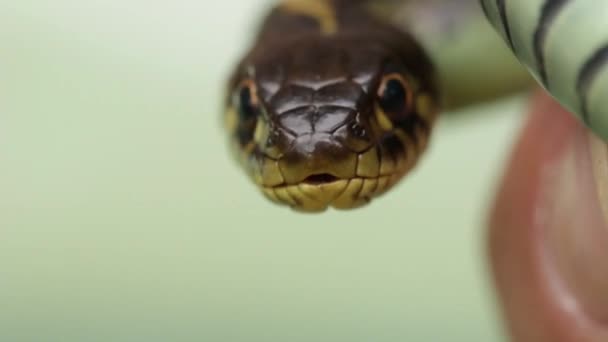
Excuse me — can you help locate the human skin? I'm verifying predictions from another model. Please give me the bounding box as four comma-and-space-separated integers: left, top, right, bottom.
489, 91, 608, 341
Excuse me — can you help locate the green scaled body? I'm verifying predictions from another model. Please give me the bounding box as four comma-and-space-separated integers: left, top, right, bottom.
482, 0, 608, 140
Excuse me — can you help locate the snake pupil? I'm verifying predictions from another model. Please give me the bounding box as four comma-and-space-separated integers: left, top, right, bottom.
379, 77, 408, 115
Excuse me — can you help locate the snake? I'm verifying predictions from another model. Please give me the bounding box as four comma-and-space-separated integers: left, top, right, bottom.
224, 0, 608, 212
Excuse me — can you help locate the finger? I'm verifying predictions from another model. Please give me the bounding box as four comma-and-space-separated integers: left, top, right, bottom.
489, 90, 608, 341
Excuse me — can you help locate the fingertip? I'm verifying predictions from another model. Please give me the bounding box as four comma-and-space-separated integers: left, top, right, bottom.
488, 91, 608, 341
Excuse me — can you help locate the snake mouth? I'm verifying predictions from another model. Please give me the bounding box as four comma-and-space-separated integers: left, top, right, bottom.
260, 172, 407, 212
302, 173, 340, 185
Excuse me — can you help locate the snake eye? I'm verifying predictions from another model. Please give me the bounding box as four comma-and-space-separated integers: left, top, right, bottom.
236, 79, 260, 121
377, 73, 413, 117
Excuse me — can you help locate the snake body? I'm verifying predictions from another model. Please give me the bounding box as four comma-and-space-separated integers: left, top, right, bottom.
481, 0, 608, 141
225, 0, 608, 212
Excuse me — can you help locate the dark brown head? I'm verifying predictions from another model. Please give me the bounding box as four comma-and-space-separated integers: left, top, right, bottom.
225, 4, 439, 212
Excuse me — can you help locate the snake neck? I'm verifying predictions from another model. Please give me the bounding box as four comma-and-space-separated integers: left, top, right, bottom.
256, 0, 381, 39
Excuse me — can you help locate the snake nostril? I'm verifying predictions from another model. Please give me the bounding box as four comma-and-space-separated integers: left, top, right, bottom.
303, 173, 339, 185
351, 123, 366, 138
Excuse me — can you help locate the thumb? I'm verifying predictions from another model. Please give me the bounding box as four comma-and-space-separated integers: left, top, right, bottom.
489, 90, 608, 341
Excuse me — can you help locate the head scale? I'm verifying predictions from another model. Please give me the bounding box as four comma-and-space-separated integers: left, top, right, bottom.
225, 3, 440, 212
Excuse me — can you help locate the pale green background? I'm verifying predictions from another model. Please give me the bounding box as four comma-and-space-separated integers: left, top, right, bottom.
1, 1, 526, 341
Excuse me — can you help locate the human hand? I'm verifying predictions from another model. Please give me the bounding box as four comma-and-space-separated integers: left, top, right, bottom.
489, 90, 608, 341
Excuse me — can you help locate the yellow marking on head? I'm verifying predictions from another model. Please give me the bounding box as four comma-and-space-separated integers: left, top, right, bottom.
416, 94, 437, 121
359, 178, 379, 200
286, 186, 327, 212
253, 118, 269, 146
280, 0, 338, 35
225, 107, 238, 131
332, 178, 364, 209
274, 187, 298, 206
356, 148, 380, 178
261, 159, 284, 187
374, 104, 394, 131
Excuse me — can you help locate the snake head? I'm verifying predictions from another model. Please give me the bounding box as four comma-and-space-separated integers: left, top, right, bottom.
225, 8, 439, 212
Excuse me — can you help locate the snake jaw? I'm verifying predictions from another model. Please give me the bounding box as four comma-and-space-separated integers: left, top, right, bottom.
251, 125, 428, 212
260, 173, 408, 212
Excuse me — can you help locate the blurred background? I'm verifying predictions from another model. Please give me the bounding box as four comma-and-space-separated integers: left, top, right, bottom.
1, 1, 527, 341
